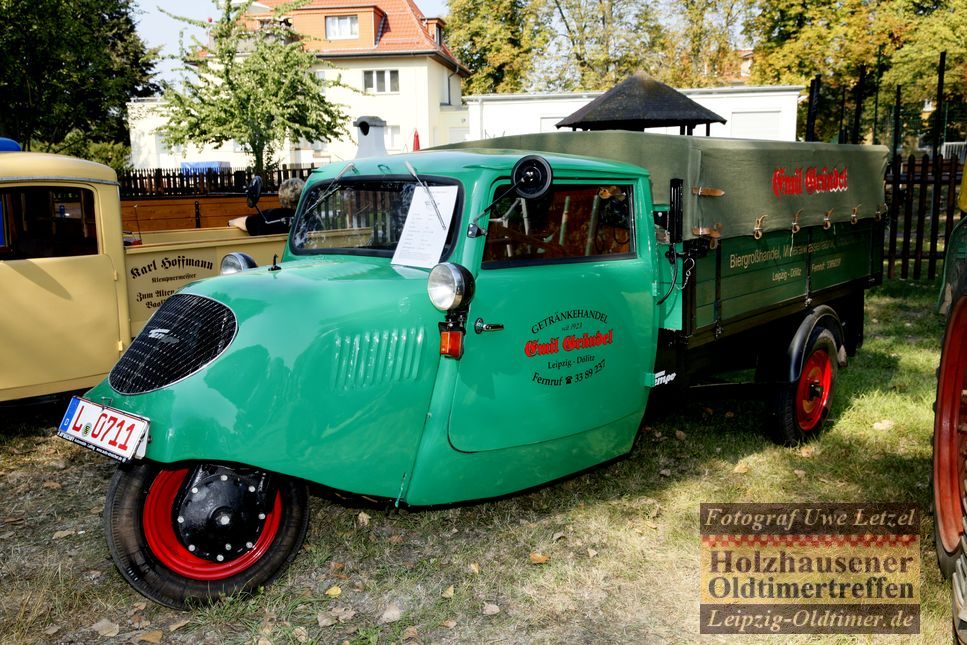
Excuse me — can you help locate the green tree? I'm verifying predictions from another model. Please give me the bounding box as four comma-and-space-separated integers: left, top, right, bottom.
881, 0, 967, 101
880, 0, 967, 149
661, 0, 744, 87
447, 0, 546, 94
746, 0, 965, 143
745, 0, 884, 85
534, 0, 667, 91
0, 0, 157, 151
745, 0, 913, 141
161, 0, 348, 175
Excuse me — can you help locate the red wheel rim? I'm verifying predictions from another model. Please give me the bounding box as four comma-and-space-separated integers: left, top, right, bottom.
795, 349, 832, 432
934, 298, 967, 554
143, 467, 283, 581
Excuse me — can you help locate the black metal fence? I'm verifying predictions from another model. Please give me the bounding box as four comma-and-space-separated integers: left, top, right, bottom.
885, 154, 963, 281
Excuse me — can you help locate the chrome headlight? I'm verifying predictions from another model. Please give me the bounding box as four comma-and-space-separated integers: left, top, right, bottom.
220, 252, 258, 275
427, 263, 474, 311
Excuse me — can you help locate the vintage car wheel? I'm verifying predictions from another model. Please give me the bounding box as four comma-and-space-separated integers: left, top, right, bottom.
935, 294, 967, 578
954, 548, 967, 645
104, 461, 309, 609
773, 325, 838, 444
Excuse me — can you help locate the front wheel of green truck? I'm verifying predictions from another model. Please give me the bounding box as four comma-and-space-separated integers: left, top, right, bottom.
773, 325, 839, 444
934, 294, 967, 579
104, 461, 309, 609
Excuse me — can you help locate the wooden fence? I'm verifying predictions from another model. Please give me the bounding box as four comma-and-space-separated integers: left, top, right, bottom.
121, 195, 282, 232
118, 164, 317, 199
885, 155, 964, 281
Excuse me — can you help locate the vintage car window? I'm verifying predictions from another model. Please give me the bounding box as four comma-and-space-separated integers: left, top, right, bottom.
290, 178, 460, 258
0, 187, 98, 260
482, 183, 634, 267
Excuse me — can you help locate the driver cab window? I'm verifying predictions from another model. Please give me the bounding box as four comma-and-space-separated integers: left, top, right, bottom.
482, 183, 633, 267
0, 187, 98, 260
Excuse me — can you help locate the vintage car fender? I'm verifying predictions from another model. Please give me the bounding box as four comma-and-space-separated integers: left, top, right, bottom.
786, 305, 846, 382
86, 256, 445, 499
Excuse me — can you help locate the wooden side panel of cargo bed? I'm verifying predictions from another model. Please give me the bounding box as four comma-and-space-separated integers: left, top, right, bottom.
690, 221, 874, 338
121, 195, 282, 232
719, 234, 808, 321
809, 222, 876, 291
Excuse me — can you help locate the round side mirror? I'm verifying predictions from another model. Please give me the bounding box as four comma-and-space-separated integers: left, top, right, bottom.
512, 155, 553, 200
246, 176, 263, 209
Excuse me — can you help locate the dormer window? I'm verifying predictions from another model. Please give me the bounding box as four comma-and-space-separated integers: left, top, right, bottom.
326, 15, 358, 39
424, 18, 446, 46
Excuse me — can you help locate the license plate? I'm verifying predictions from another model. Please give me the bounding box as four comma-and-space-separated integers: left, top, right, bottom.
57, 396, 149, 462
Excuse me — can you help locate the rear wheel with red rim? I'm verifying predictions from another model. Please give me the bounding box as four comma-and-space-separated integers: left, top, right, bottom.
104, 461, 308, 609
935, 295, 967, 580
773, 326, 839, 444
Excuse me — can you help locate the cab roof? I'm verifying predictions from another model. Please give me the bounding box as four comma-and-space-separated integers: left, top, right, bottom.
0, 152, 118, 184
308, 148, 652, 184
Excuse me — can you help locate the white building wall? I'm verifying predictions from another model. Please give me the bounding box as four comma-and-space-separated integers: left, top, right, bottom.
129, 81, 802, 170
466, 86, 803, 142
128, 99, 268, 169
128, 55, 469, 170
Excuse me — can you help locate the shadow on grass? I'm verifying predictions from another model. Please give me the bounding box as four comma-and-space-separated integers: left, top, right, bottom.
0, 395, 67, 442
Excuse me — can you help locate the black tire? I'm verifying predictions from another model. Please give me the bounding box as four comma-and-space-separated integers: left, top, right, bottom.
104, 461, 309, 609
772, 325, 839, 445
935, 288, 967, 579
937, 518, 962, 580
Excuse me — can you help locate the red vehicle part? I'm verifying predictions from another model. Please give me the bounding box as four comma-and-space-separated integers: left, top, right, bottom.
935, 296, 967, 576
104, 461, 308, 608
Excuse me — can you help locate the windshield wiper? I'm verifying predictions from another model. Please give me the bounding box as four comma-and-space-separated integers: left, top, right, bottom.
303, 161, 357, 214
404, 160, 446, 230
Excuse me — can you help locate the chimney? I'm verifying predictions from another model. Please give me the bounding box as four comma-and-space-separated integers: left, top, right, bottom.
353, 116, 387, 158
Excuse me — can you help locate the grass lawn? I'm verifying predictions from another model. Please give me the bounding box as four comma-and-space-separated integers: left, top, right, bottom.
0, 277, 951, 644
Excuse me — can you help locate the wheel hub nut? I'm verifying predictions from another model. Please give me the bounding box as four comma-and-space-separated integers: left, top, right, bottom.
809, 382, 824, 400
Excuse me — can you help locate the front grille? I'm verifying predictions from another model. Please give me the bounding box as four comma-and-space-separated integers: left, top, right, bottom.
110, 294, 237, 394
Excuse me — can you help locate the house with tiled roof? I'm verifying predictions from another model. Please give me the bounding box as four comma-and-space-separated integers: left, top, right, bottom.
128, 0, 470, 168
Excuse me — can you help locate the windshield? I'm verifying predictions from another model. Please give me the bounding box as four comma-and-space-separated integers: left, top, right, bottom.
290, 179, 459, 257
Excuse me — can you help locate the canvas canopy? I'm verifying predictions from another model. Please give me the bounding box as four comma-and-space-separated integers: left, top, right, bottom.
443, 131, 888, 242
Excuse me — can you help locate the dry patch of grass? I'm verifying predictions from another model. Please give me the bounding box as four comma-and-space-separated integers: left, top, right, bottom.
0, 278, 951, 643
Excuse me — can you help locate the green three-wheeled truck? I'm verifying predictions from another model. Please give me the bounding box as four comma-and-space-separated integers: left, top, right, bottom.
56, 132, 887, 607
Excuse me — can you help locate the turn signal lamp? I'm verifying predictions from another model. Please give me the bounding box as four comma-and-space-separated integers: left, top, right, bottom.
439, 330, 465, 359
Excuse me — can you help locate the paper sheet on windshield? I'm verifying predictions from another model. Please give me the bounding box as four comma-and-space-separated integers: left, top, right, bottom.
391, 185, 458, 268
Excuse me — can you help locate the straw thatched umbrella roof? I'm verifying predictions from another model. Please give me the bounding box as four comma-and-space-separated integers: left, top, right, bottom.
556, 72, 726, 135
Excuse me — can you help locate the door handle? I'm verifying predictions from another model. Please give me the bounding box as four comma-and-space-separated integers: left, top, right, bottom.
474, 318, 505, 334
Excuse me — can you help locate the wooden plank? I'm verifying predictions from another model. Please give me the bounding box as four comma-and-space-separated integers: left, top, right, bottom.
887, 153, 901, 278
121, 195, 282, 232
913, 155, 929, 280
901, 155, 915, 279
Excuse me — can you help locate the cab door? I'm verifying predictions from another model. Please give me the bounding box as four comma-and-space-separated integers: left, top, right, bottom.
0, 184, 122, 400
448, 179, 658, 452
